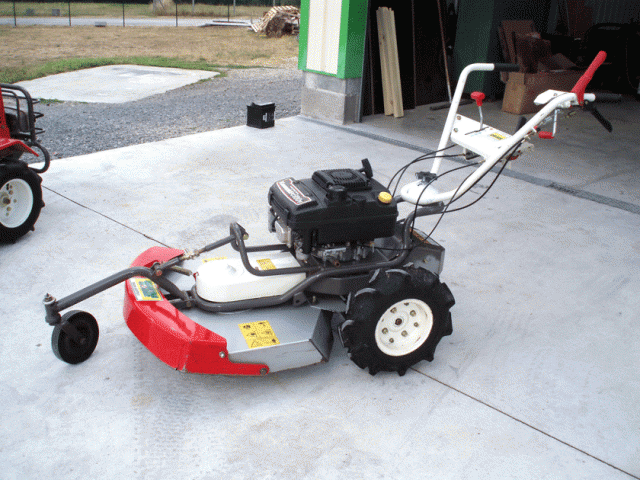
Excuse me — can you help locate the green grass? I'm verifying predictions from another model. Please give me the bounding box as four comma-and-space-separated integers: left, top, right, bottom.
0, 56, 235, 83
1, 21, 300, 83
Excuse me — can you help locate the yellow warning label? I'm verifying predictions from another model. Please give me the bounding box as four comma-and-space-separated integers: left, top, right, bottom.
256, 258, 276, 270
490, 132, 507, 140
238, 321, 280, 348
129, 278, 163, 301
202, 256, 228, 263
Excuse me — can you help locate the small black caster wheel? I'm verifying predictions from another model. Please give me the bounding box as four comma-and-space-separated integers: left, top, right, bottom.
51, 310, 99, 364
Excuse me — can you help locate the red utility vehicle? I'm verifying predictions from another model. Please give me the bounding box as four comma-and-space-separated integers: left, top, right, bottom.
1, 84, 50, 242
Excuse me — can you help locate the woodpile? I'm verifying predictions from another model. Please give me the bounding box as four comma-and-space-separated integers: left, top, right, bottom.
251, 6, 300, 37
376, 7, 403, 118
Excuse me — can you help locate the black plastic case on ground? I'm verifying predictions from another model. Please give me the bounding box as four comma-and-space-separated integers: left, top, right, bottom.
268, 168, 398, 251
246, 102, 275, 129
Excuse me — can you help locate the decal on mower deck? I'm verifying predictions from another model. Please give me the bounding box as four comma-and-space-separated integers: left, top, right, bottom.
275, 178, 313, 206
129, 278, 163, 301
256, 258, 276, 270
238, 321, 280, 348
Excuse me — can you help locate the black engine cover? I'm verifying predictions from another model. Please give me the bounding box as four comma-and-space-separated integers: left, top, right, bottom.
268, 167, 398, 253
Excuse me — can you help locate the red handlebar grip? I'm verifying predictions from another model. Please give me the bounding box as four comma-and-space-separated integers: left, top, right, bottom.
571, 51, 607, 104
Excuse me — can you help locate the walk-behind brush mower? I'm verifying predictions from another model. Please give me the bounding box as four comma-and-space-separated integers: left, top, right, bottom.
43, 52, 616, 376
1, 84, 50, 242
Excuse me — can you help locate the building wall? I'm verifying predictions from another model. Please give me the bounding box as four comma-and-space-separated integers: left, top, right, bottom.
298, 0, 368, 124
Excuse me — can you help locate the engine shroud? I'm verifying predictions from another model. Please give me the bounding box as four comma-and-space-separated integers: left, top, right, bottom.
268, 167, 398, 254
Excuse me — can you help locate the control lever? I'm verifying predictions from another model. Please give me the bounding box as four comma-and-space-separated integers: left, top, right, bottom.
583, 101, 613, 132
470, 91, 485, 129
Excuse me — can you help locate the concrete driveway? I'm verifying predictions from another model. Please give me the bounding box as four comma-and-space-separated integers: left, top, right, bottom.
1, 110, 639, 478
17, 65, 218, 103
3, 55, 640, 478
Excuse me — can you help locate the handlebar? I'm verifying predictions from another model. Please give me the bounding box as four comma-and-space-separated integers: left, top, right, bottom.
571, 51, 607, 104
592, 92, 622, 103
493, 63, 520, 72
569, 51, 616, 132
430, 61, 519, 174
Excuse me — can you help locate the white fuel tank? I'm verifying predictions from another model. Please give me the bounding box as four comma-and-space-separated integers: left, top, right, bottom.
195, 251, 306, 303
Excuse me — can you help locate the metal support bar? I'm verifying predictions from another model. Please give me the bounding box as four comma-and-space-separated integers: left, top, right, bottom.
191, 234, 235, 257
44, 262, 188, 324
192, 220, 418, 313
44, 210, 442, 322
0, 83, 51, 173
230, 223, 319, 277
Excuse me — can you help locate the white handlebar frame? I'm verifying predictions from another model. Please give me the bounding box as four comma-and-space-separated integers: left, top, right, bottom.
403, 63, 589, 207
430, 63, 496, 175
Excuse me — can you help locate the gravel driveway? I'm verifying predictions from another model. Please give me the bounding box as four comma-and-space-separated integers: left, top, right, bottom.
37, 67, 302, 160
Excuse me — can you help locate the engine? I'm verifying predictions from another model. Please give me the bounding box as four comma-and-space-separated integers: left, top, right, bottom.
267, 160, 398, 264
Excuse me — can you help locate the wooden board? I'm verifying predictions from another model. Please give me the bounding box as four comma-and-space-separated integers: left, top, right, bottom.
387, 8, 403, 117
362, 1, 447, 117
377, 7, 403, 118
376, 8, 393, 116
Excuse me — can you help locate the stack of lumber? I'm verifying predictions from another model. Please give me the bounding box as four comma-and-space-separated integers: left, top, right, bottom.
251, 6, 300, 37
376, 7, 403, 118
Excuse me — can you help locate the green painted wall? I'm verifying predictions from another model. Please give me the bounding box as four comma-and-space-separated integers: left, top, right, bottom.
337, 0, 368, 78
298, 0, 310, 72
453, 0, 551, 96
299, 0, 368, 79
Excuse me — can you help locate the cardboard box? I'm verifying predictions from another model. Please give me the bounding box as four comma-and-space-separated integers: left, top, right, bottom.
497, 20, 584, 114
502, 70, 583, 114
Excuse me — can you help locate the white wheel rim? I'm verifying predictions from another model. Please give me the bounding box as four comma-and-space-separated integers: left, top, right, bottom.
375, 299, 433, 357
1, 178, 34, 228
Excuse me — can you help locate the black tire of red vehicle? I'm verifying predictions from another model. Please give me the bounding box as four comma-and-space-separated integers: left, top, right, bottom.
0, 166, 43, 242
51, 311, 99, 365
340, 267, 454, 376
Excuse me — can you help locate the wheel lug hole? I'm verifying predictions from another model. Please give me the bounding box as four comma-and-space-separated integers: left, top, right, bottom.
382, 328, 388, 334
414, 322, 419, 327
410, 310, 416, 316
390, 307, 397, 314
389, 338, 394, 343
401, 331, 408, 337
395, 318, 402, 326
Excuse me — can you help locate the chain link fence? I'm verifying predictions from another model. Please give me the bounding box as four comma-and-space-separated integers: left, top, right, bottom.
2, 0, 300, 26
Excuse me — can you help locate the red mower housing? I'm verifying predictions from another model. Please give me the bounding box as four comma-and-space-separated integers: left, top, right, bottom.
123, 246, 269, 375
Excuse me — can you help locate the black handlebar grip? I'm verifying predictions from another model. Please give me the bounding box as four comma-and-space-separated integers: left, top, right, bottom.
593, 93, 622, 103
494, 63, 520, 72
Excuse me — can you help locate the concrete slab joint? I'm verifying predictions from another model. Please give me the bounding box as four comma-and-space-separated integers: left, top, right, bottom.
301, 71, 361, 124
